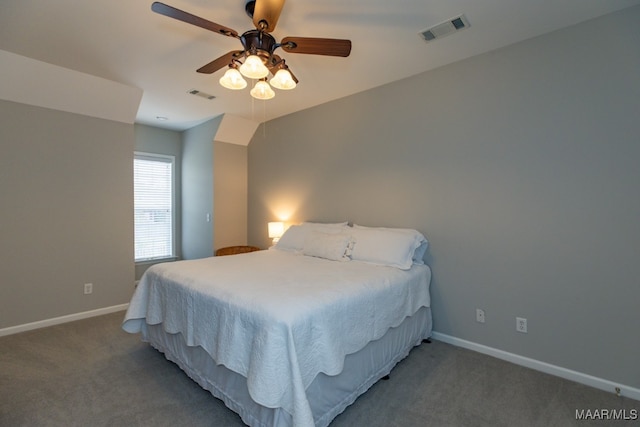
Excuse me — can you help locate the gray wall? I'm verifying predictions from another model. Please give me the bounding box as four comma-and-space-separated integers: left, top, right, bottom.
248, 7, 640, 389
214, 141, 248, 251
134, 124, 182, 279
0, 100, 134, 329
181, 117, 221, 260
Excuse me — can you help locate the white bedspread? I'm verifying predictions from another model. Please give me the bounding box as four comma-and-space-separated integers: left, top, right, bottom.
122, 250, 431, 427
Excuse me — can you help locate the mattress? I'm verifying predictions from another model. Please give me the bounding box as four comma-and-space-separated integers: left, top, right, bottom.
123, 249, 431, 426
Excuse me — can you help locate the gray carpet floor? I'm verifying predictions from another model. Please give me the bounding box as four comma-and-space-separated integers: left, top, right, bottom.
0, 311, 637, 426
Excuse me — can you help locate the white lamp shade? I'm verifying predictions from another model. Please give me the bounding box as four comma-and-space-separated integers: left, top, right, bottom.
270, 69, 297, 90
219, 68, 247, 90
268, 221, 284, 239
250, 80, 275, 100
239, 55, 269, 79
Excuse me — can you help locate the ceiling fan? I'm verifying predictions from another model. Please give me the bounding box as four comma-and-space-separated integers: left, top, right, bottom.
151, 0, 352, 99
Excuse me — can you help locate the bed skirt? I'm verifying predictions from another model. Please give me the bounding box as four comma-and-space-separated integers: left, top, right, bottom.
142, 306, 432, 427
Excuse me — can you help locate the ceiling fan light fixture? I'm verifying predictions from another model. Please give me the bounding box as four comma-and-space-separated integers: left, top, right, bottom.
152, 2, 352, 103
270, 69, 296, 90
219, 67, 247, 90
239, 54, 269, 79
250, 79, 275, 100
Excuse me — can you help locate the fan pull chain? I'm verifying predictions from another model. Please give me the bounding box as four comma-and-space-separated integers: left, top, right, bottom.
247, 79, 267, 137
263, 100, 267, 137
251, 80, 255, 119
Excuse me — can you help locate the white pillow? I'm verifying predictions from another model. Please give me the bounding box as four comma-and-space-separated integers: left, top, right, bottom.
274, 222, 349, 252
302, 231, 353, 261
274, 225, 305, 252
353, 224, 428, 264
412, 241, 429, 264
350, 226, 427, 269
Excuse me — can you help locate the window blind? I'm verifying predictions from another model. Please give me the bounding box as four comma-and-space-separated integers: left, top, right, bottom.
134, 154, 174, 261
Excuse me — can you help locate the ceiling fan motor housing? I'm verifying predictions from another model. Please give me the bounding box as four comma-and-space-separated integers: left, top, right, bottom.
242, 29, 277, 59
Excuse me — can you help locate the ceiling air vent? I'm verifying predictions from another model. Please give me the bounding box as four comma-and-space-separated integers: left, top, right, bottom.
419, 15, 470, 43
188, 89, 216, 100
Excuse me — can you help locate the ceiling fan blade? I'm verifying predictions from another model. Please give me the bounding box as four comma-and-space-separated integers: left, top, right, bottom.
197, 50, 245, 74
280, 37, 352, 57
252, 0, 285, 33
151, 2, 238, 38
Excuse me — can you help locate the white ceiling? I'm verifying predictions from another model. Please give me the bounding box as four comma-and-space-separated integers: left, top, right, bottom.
1, 0, 639, 133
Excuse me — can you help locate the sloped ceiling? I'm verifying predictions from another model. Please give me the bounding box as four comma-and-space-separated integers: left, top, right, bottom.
0, 50, 142, 125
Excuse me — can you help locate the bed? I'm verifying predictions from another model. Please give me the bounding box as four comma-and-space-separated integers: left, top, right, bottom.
123, 223, 432, 427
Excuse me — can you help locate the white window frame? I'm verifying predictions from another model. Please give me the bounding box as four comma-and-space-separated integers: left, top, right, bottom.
134, 152, 176, 263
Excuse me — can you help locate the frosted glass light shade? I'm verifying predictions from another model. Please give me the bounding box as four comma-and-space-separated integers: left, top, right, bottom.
239, 55, 269, 79
219, 68, 247, 90
270, 69, 296, 90
250, 80, 275, 100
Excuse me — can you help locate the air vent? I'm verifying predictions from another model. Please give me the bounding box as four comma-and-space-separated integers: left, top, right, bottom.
419, 14, 470, 43
188, 89, 216, 100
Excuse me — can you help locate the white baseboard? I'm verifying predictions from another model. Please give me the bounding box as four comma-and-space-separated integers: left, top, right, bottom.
431, 331, 640, 402
0, 304, 129, 337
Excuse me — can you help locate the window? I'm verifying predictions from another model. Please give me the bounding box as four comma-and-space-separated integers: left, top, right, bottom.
134, 153, 175, 262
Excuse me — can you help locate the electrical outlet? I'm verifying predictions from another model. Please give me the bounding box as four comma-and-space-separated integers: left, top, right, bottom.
84, 283, 93, 295
476, 309, 485, 323
516, 317, 527, 333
